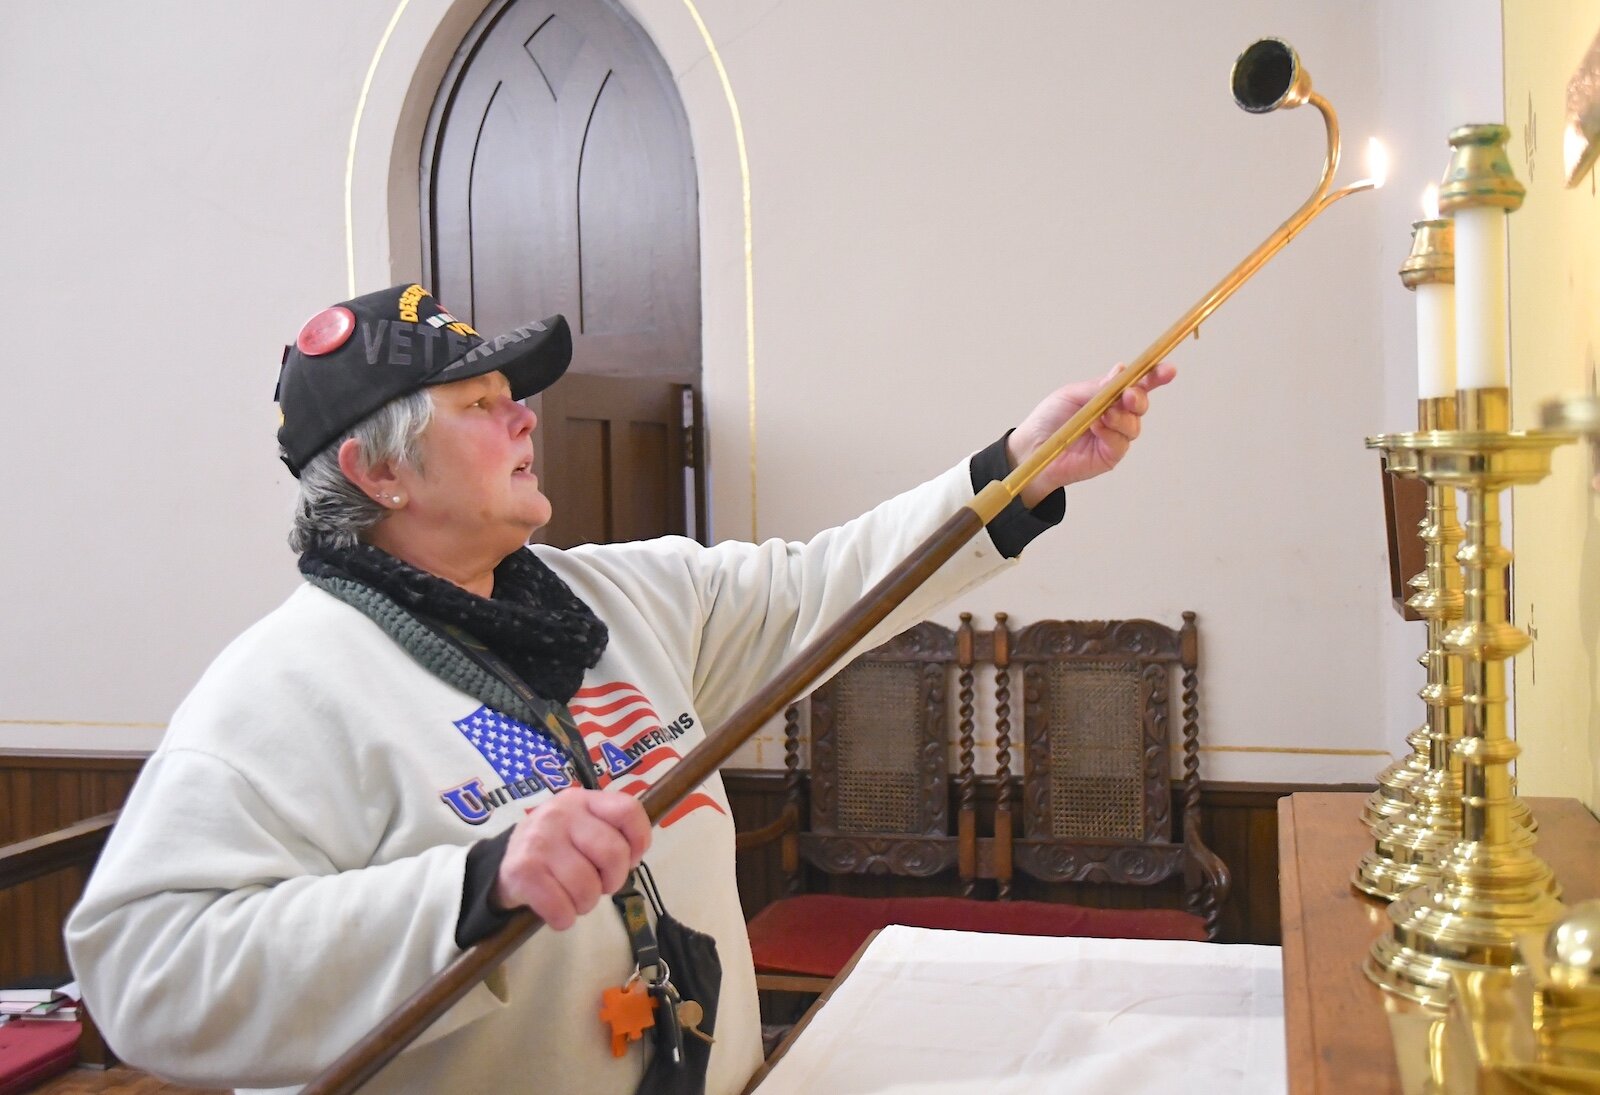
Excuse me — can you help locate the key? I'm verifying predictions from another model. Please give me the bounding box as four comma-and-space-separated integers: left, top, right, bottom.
677, 999, 715, 1045
651, 981, 685, 1065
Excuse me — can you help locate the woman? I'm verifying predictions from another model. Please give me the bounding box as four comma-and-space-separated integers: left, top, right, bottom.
66, 283, 1173, 1094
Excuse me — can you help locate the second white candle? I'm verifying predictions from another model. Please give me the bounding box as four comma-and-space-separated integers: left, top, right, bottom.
1453, 205, 1509, 390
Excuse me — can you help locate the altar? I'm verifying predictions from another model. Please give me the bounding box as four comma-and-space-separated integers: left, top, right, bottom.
747, 926, 1286, 1094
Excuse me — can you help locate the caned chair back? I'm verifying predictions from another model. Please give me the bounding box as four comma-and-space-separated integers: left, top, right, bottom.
1011, 618, 1206, 899
801, 622, 959, 876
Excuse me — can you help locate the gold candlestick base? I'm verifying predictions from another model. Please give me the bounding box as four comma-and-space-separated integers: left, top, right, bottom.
1355, 763, 1463, 900
1366, 418, 1575, 1006
1368, 821, 1565, 1006
1361, 737, 1429, 830
1411, 903, 1600, 1092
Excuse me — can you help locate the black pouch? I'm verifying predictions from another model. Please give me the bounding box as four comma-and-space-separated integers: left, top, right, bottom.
637, 867, 722, 1095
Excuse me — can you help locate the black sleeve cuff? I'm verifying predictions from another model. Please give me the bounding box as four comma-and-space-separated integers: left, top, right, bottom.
456, 828, 515, 949
969, 431, 1065, 559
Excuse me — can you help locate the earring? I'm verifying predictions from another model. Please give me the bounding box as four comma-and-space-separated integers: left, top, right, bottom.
390, 495, 404, 506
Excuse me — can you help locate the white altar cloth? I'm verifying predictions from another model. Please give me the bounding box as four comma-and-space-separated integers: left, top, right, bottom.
753, 925, 1286, 1094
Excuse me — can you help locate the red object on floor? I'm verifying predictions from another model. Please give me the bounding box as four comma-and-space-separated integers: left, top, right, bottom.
747, 894, 1209, 978
0, 1021, 80, 1095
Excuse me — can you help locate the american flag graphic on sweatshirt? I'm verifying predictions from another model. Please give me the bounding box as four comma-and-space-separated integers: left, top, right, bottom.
568, 680, 725, 828
451, 705, 573, 786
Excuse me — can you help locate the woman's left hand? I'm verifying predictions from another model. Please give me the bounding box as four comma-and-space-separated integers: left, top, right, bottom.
1006, 361, 1177, 507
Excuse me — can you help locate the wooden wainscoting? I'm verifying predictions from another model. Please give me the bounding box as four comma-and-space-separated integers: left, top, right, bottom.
0, 752, 1372, 983
724, 769, 1374, 946
0, 752, 144, 985
0, 750, 1367, 1088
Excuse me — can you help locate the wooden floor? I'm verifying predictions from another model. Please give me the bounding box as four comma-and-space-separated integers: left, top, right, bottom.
34, 1066, 222, 1094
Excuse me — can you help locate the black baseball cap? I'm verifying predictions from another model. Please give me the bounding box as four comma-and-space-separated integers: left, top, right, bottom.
274, 283, 571, 476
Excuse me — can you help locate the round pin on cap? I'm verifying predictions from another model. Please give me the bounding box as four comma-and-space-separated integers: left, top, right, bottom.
296, 306, 356, 356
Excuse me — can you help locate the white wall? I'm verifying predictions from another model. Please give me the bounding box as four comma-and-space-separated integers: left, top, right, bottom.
0, 0, 1502, 785
1, 2, 395, 749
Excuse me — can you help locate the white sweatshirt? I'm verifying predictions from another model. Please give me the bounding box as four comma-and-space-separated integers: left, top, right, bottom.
65, 461, 1017, 1094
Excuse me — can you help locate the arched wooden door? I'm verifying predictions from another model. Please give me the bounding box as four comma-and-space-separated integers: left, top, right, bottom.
422, 0, 703, 547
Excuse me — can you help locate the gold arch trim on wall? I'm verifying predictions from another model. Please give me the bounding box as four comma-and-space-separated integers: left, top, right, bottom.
345, 0, 413, 299
678, 0, 758, 540
344, 0, 759, 538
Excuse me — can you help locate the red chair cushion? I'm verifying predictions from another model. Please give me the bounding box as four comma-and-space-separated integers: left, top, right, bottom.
0, 1021, 80, 1095
747, 894, 1208, 978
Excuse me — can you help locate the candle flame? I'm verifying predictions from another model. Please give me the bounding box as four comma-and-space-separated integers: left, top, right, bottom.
1366, 138, 1389, 189
1422, 183, 1440, 220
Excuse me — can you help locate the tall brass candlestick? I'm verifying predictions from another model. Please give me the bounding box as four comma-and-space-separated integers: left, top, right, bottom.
1354, 215, 1533, 899
1366, 416, 1569, 1004
1367, 128, 1570, 1004
1360, 215, 1460, 841
1355, 401, 1467, 901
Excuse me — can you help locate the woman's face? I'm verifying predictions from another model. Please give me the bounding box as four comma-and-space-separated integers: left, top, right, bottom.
395, 371, 550, 557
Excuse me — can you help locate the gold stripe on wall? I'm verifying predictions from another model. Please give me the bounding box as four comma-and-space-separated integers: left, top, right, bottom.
1199, 745, 1391, 757
345, 0, 413, 297
680, 0, 757, 540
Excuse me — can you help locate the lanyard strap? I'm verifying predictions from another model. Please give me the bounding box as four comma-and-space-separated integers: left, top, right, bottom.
430, 621, 599, 787
425, 620, 663, 976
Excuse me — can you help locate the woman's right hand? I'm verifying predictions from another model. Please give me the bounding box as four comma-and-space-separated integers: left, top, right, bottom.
492, 788, 652, 930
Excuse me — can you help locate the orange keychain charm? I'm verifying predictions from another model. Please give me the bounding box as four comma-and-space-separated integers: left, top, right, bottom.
600, 981, 657, 1057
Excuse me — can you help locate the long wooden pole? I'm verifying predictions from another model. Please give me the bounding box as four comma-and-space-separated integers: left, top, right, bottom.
301, 505, 986, 1095
304, 49, 1378, 1094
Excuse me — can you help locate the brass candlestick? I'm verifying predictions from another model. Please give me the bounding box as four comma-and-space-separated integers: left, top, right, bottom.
1367, 127, 1573, 1005
1359, 216, 1460, 842
1355, 401, 1467, 901
1360, 461, 1433, 832
1366, 390, 1573, 1005
1435, 901, 1600, 1091
1355, 210, 1526, 902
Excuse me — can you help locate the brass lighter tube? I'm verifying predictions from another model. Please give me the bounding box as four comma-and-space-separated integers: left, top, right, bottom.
981, 46, 1378, 521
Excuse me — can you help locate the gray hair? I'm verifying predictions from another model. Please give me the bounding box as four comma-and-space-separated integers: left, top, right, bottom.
288, 389, 435, 554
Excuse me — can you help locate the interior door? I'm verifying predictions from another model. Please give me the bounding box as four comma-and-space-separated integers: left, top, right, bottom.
422, 0, 703, 546
536, 374, 691, 547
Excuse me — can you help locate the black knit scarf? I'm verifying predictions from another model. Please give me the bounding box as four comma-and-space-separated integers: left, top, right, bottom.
298, 543, 608, 703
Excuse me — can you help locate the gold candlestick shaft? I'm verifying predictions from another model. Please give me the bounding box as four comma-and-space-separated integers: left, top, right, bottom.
1359, 428, 1429, 832
1354, 217, 1477, 899
1359, 392, 1455, 833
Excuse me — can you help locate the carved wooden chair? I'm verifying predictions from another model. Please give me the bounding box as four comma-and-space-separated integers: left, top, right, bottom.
1006, 613, 1228, 914
740, 612, 1229, 993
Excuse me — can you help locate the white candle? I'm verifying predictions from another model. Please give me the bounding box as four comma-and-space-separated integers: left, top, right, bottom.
1415, 185, 1455, 399
1416, 284, 1456, 399
1452, 204, 1509, 389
